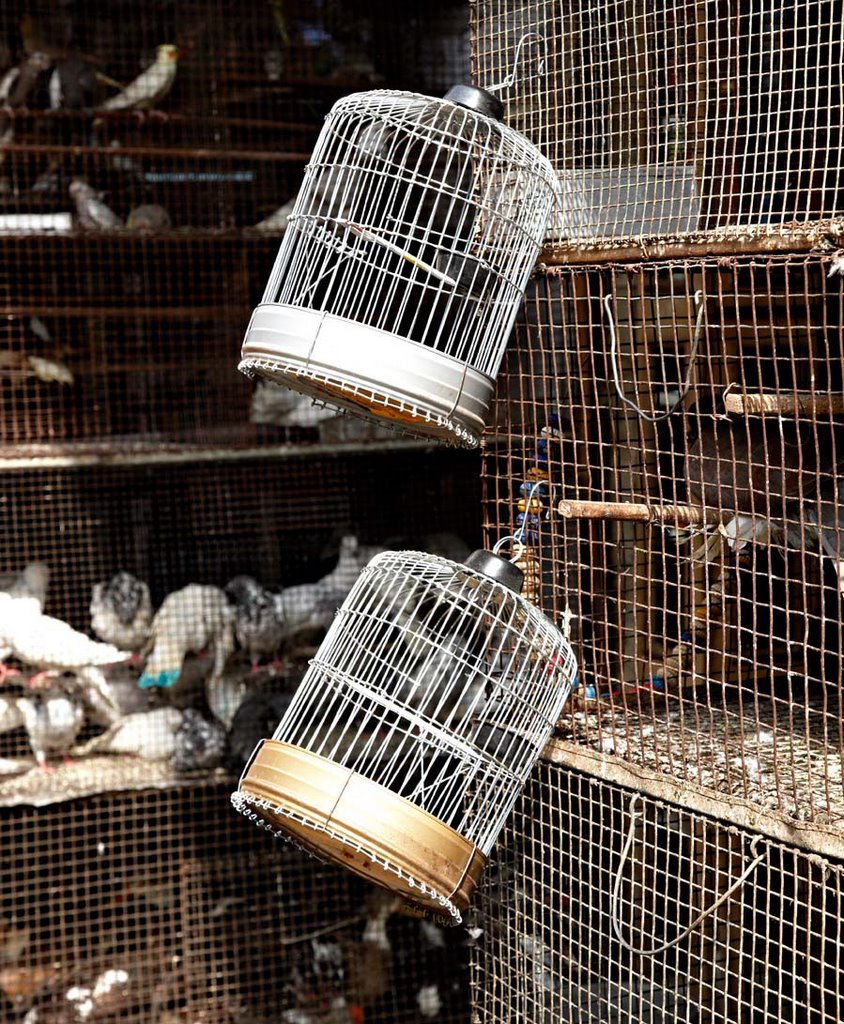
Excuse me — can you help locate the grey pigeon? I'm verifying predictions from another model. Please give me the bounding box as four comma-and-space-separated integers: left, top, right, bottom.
15, 678, 85, 770
224, 575, 285, 668
69, 179, 124, 231
90, 571, 152, 651
139, 584, 234, 689
171, 708, 226, 772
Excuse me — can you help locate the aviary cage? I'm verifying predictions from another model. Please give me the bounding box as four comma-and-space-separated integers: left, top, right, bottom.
472, 762, 844, 1024
472, 0, 844, 246
233, 548, 576, 922
239, 85, 557, 446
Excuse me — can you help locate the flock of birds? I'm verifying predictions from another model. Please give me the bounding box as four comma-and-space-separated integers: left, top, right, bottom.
0, 535, 407, 776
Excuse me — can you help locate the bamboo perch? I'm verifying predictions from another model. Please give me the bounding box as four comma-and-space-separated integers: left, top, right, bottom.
723, 392, 844, 415
557, 499, 725, 526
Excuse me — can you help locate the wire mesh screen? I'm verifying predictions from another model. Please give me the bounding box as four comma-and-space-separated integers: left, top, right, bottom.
471, 763, 844, 1024
482, 254, 844, 830
470, 0, 844, 246
0, 783, 471, 1023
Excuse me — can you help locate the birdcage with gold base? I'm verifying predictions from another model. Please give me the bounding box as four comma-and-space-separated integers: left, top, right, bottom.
238, 86, 557, 447
231, 548, 576, 923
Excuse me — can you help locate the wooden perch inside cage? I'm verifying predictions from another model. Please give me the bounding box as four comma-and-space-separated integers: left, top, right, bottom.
723, 392, 844, 416
557, 499, 724, 526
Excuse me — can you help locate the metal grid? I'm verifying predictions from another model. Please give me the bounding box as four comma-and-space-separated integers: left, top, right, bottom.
482, 253, 844, 832
0, 782, 471, 1024
470, 0, 844, 246
471, 762, 844, 1024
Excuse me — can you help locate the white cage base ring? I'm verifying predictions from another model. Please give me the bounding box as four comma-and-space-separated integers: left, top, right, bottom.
240, 303, 494, 446
232, 739, 487, 922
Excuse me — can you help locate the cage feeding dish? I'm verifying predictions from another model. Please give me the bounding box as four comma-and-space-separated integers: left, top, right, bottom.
239, 86, 557, 447
232, 549, 576, 922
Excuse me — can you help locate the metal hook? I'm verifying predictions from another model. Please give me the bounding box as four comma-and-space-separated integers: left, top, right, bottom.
486, 32, 547, 93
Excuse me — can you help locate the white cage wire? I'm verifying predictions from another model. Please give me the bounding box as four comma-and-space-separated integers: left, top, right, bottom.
231, 548, 576, 923
239, 88, 557, 447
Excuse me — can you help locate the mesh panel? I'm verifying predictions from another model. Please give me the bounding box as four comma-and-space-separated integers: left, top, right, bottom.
483, 256, 844, 828
470, 0, 844, 246
472, 762, 844, 1024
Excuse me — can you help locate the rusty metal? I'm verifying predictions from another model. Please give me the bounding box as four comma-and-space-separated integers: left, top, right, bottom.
723, 392, 844, 416
558, 499, 724, 527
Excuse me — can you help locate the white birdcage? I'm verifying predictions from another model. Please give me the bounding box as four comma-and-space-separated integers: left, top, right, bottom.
239, 86, 557, 446
231, 548, 576, 922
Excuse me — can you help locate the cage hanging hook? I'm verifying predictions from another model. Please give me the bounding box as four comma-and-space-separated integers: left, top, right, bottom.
493, 479, 544, 561
486, 32, 547, 93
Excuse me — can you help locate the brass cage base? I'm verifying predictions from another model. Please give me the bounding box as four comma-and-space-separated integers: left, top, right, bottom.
232, 739, 487, 923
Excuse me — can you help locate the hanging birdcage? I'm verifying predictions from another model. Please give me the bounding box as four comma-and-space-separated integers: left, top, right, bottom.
238, 86, 557, 447
231, 548, 576, 922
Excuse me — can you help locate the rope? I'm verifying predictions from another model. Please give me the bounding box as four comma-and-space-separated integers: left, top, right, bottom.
603, 289, 706, 423
610, 794, 765, 957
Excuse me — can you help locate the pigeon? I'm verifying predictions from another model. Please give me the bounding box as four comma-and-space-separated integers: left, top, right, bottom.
250, 381, 337, 428
98, 44, 178, 113
0, 592, 130, 677
69, 180, 124, 231
251, 197, 296, 233
0, 51, 52, 109
72, 707, 183, 759
224, 575, 285, 669
139, 584, 234, 689
126, 204, 172, 232
225, 689, 292, 770
90, 571, 152, 651
205, 662, 251, 727
15, 677, 85, 770
0, 562, 49, 609
171, 708, 226, 772
48, 55, 96, 110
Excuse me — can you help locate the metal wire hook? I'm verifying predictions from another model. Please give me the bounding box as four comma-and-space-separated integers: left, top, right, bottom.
486, 32, 547, 93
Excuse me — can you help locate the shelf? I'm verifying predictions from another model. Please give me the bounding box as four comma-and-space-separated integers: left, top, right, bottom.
0, 753, 233, 808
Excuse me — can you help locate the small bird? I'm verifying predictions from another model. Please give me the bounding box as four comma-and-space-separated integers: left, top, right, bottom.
224, 575, 285, 669
126, 203, 172, 232
72, 707, 183, 760
139, 584, 234, 689
98, 44, 178, 113
171, 707, 226, 772
0, 562, 49, 609
15, 677, 85, 770
90, 571, 152, 652
252, 197, 296, 233
69, 179, 124, 231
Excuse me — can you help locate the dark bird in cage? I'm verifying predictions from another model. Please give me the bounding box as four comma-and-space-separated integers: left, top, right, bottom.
14, 674, 85, 771
224, 575, 286, 670
225, 689, 293, 770
138, 584, 235, 690
171, 707, 227, 772
97, 44, 178, 113
90, 571, 152, 653
69, 179, 124, 231
48, 54, 96, 110
0, 561, 49, 609
126, 203, 172, 233
73, 706, 184, 760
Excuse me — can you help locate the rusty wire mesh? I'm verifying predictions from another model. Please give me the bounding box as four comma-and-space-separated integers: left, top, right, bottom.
470, 0, 844, 246
471, 762, 844, 1024
0, 783, 471, 1024
483, 253, 844, 830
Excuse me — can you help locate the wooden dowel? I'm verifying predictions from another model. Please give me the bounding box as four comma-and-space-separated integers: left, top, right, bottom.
557, 499, 724, 526
723, 392, 844, 415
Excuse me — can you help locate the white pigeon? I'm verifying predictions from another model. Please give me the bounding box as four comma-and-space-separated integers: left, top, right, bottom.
98, 44, 178, 112
69, 179, 124, 231
72, 707, 183, 760
0, 592, 131, 673
139, 584, 234, 689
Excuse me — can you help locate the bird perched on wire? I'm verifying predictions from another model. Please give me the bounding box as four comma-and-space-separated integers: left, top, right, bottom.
48, 55, 97, 110
97, 44, 178, 114
69, 179, 124, 231
224, 575, 286, 670
14, 674, 85, 771
138, 584, 234, 689
171, 707, 226, 773
90, 571, 152, 652
72, 706, 184, 760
